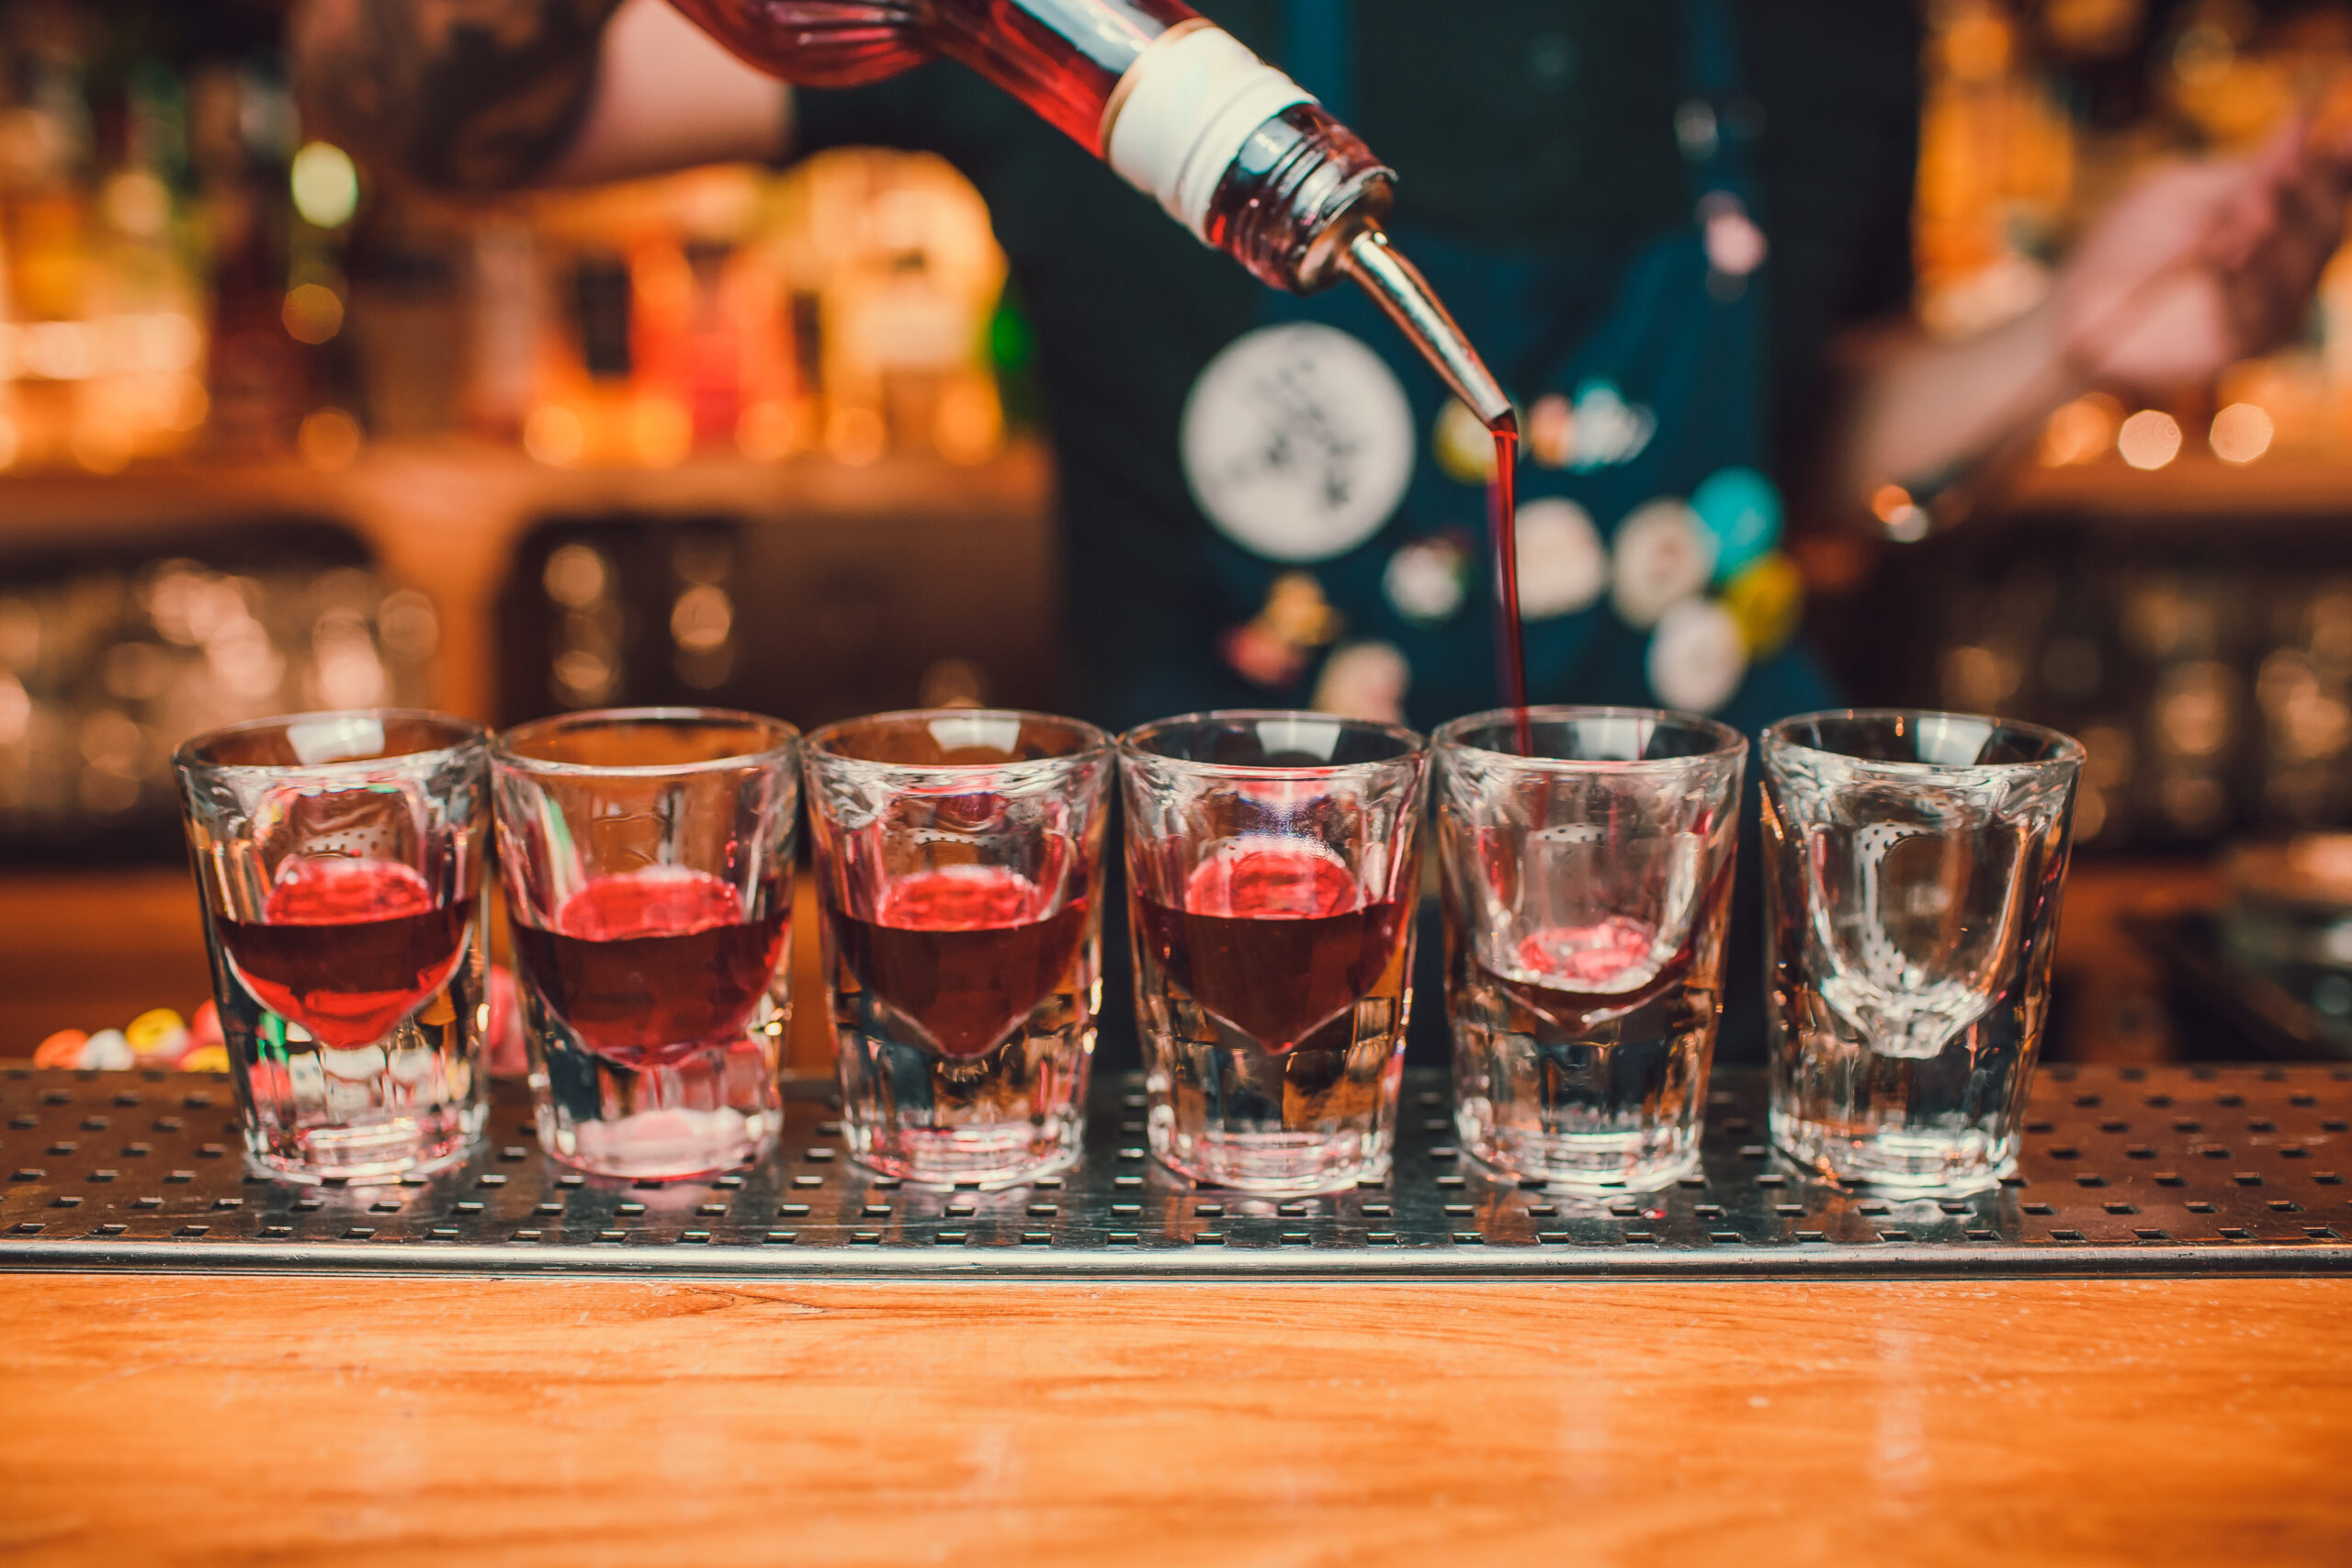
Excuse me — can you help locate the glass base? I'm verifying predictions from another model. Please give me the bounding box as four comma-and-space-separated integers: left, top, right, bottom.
1447, 1006, 1712, 1190
222, 953, 490, 1188
545, 1104, 777, 1180
844, 1121, 1082, 1188
243, 1102, 484, 1187
1772, 1113, 2015, 1195
1141, 1025, 1402, 1195
530, 1023, 783, 1181
1148, 1123, 1390, 1194
835, 1021, 1091, 1189
1456, 1110, 1698, 1191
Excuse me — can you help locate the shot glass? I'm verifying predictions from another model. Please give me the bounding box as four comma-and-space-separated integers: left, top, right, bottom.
1433, 707, 1746, 1189
805, 709, 1112, 1186
175, 710, 491, 1183
493, 708, 798, 1180
1121, 711, 1425, 1193
1761, 709, 2082, 1193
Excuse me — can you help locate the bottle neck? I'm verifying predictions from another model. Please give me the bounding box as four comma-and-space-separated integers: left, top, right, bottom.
1095, 29, 1510, 425
1200, 102, 1389, 293
929, 0, 1204, 150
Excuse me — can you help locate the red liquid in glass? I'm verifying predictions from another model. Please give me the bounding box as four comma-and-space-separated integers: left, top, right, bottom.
216, 858, 472, 1049
1484, 916, 1697, 1035
832, 865, 1088, 1057
1489, 418, 1530, 754
508, 867, 788, 1067
1136, 842, 1408, 1054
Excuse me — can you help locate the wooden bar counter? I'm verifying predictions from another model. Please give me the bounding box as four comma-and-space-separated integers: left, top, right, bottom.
3, 1272, 2348, 1564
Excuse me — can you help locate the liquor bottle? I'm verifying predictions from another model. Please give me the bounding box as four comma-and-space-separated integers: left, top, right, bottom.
662, 0, 1511, 430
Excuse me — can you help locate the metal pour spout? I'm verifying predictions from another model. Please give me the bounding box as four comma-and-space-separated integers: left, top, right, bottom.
1341, 229, 1513, 430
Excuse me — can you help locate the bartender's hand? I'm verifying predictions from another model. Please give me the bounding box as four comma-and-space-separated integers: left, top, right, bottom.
2054, 118, 2352, 389
1836, 116, 2352, 511
291, 0, 785, 192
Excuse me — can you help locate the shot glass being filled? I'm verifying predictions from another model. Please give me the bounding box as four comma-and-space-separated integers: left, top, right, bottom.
175, 709, 491, 1184
492, 708, 799, 1180
1121, 711, 1426, 1194
804, 709, 1113, 1187
1761, 709, 2082, 1193
1432, 707, 1746, 1190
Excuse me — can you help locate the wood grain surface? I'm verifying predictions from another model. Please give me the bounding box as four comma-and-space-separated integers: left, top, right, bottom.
2, 1274, 2346, 1566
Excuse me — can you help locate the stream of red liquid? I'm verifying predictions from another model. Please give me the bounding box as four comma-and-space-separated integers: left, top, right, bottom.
1489, 418, 1529, 755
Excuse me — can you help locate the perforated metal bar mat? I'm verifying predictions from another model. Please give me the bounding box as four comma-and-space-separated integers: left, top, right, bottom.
4, 1063, 2350, 1279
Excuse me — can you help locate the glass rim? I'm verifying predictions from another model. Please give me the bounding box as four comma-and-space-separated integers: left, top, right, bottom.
492, 705, 799, 777
804, 706, 1113, 773
173, 707, 487, 775
1431, 705, 1746, 771
1762, 706, 2086, 772
1119, 707, 1426, 778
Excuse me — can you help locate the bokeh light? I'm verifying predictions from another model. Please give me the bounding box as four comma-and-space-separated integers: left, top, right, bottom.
281, 284, 345, 345
2117, 410, 2182, 470
298, 408, 363, 470
2040, 393, 2120, 465
289, 142, 360, 230
2209, 401, 2274, 465
826, 404, 887, 466
524, 406, 584, 467
1871, 482, 1929, 543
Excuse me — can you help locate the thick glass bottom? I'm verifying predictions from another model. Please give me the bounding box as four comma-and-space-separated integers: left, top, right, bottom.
1772, 1113, 2015, 1194
1447, 1003, 1711, 1190
1148, 1122, 1391, 1194
1141, 1027, 1401, 1194
1457, 1116, 1699, 1190
835, 1022, 1091, 1189
243, 1100, 484, 1186
529, 1021, 784, 1181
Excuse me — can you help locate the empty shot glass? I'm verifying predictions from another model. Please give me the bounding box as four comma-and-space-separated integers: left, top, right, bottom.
1433, 707, 1746, 1189
175, 710, 491, 1183
1762, 709, 2082, 1193
493, 708, 799, 1180
1122, 711, 1426, 1193
805, 709, 1113, 1186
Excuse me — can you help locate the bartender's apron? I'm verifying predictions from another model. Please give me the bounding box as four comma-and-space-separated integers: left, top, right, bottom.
1169, 0, 1835, 736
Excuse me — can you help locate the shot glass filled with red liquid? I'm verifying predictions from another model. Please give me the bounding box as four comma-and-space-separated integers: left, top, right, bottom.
175, 710, 492, 1183
804, 709, 1111, 1186
1432, 707, 1746, 1189
493, 708, 798, 1180
1121, 711, 1426, 1193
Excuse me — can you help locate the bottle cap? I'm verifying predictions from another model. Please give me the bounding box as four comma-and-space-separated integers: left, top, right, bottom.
1105, 25, 1313, 240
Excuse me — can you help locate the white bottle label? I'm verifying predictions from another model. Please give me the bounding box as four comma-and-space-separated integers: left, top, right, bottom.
1102, 23, 1314, 242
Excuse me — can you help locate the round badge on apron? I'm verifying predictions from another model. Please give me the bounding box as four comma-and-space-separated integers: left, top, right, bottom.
1181, 321, 1417, 563
1512, 498, 1606, 619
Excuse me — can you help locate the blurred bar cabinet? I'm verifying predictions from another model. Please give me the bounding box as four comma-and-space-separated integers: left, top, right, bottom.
0, 444, 1057, 866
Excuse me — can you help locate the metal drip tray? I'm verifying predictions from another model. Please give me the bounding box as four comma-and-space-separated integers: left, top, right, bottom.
4, 1063, 2350, 1279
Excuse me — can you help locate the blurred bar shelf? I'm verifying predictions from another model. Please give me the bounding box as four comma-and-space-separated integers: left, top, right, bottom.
5, 1062, 2350, 1280
0, 437, 1057, 723
1992, 451, 2352, 527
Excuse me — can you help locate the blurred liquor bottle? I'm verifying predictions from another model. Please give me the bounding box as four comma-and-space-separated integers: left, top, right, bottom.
187, 52, 307, 457
786, 149, 1006, 466
0, 9, 216, 472
517, 152, 1008, 470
